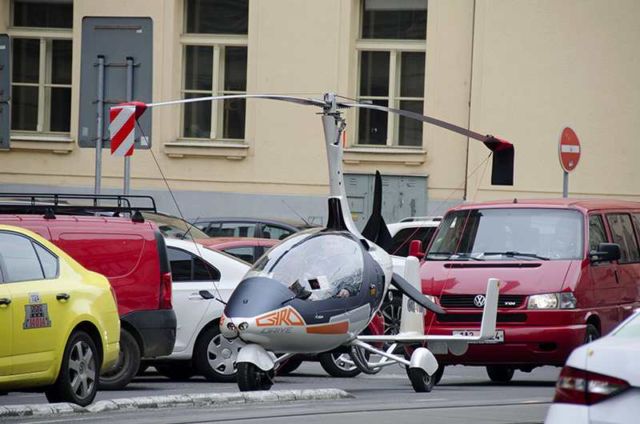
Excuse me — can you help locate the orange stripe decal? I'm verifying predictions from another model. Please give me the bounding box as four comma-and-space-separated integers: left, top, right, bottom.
306, 321, 349, 334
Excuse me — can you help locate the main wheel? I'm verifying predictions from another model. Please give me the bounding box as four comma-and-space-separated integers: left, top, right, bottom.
154, 362, 195, 381
194, 326, 242, 382
45, 331, 99, 406
319, 352, 361, 378
99, 329, 140, 390
407, 367, 435, 393
486, 365, 515, 383
584, 323, 600, 343
237, 362, 274, 391
276, 356, 304, 376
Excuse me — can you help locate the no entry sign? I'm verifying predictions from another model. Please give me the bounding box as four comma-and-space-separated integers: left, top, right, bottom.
559, 127, 581, 172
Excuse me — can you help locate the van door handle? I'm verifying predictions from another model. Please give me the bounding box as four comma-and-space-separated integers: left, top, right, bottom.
188, 292, 205, 300
0, 298, 11, 306
56, 293, 70, 301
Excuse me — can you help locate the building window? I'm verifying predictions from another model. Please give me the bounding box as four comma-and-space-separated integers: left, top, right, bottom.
356, 0, 426, 147
181, 0, 248, 141
9, 0, 73, 135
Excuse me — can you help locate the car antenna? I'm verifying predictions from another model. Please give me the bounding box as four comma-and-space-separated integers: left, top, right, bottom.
281, 199, 311, 227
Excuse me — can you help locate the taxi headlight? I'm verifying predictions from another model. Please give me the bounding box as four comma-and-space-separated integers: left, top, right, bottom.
527, 292, 576, 309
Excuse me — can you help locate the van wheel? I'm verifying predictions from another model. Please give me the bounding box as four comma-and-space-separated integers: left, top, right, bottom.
486, 365, 515, 383
99, 329, 140, 390
45, 331, 98, 406
194, 326, 241, 382
237, 362, 273, 391
585, 324, 600, 343
155, 362, 195, 381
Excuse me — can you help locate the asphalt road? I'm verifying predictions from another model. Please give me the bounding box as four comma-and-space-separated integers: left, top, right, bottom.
1, 362, 559, 423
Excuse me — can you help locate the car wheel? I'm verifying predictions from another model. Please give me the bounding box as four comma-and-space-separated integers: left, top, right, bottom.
486, 365, 515, 383
99, 329, 140, 390
237, 362, 273, 391
45, 331, 99, 406
194, 325, 241, 382
584, 323, 600, 343
407, 367, 435, 393
154, 362, 195, 381
318, 352, 361, 378
380, 292, 402, 336
276, 356, 304, 375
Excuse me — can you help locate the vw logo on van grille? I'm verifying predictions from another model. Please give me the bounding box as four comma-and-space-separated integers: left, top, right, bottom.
473, 295, 486, 307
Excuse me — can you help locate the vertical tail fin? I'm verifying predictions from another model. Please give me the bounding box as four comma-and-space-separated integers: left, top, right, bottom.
362, 171, 392, 250
479, 278, 500, 339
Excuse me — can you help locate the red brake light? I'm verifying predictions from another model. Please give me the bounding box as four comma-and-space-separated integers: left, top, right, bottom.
160, 272, 173, 309
553, 366, 629, 405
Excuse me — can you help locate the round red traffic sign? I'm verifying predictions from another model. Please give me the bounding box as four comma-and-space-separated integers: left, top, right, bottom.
559, 127, 581, 172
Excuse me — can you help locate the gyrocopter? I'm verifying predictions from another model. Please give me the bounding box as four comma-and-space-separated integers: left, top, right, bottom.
110, 92, 514, 393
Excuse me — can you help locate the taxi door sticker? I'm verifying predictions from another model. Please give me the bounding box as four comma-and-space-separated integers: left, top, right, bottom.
23, 293, 52, 329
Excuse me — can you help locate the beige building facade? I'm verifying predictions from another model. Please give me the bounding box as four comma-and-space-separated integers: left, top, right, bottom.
0, 0, 639, 224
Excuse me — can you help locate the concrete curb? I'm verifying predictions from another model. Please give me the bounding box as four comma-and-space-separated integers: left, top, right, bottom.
0, 389, 352, 418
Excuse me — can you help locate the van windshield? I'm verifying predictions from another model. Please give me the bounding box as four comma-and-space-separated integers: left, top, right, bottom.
427, 208, 583, 261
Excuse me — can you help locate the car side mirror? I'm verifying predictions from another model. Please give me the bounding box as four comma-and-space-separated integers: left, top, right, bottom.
590, 243, 621, 263
199, 290, 215, 300
409, 239, 425, 259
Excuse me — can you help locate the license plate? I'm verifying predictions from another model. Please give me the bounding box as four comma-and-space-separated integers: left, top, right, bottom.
452, 329, 504, 343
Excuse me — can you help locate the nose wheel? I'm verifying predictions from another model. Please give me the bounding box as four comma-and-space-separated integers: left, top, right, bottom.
237, 362, 274, 391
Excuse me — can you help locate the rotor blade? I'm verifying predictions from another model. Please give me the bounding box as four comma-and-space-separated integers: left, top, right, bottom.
390, 272, 445, 315
147, 94, 326, 109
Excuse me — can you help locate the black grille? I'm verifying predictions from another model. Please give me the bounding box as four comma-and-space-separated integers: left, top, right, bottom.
436, 313, 527, 323
440, 294, 524, 308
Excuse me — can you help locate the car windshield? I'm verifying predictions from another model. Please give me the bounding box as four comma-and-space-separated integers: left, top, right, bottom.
427, 208, 584, 261
248, 231, 364, 301
143, 213, 209, 240
612, 313, 640, 338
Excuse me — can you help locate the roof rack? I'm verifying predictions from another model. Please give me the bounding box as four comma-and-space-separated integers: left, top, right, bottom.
0, 193, 157, 221
399, 216, 442, 223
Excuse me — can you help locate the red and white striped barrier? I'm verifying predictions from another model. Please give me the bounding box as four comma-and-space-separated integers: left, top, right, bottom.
109, 105, 137, 157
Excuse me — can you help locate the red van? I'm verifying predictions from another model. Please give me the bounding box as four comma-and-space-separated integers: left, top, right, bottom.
420, 199, 640, 383
0, 194, 176, 389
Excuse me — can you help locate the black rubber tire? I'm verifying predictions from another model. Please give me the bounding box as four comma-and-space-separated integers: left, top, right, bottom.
380, 292, 402, 336
276, 356, 304, 376
137, 361, 150, 376
407, 367, 435, 393
318, 352, 361, 378
237, 362, 274, 391
99, 329, 140, 390
45, 331, 99, 406
154, 362, 195, 381
486, 365, 515, 383
584, 323, 600, 344
193, 325, 240, 382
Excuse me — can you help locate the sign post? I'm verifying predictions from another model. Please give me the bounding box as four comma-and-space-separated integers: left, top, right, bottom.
558, 127, 581, 198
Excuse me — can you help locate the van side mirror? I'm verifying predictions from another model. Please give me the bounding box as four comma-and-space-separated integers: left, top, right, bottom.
409, 239, 424, 259
589, 243, 621, 263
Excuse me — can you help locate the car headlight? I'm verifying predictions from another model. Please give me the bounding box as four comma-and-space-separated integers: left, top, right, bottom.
527, 292, 576, 309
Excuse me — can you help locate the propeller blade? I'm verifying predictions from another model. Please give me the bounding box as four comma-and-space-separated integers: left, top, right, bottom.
390, 272, 445, 315
361, 171, 392, 251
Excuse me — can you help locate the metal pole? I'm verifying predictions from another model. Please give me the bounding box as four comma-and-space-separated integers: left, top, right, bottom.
124, 57, 134, 195
562, 171, 569, 198
94, 55, 105, 195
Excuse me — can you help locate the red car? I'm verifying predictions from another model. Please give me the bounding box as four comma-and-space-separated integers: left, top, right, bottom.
197, 237, 279, 264
419, 198, 640, 383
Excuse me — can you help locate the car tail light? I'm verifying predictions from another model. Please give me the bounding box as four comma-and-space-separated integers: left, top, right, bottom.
553, 366, 629, 405
159, 272, 173, 309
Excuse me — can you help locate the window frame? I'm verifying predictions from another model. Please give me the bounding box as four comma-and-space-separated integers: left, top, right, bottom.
167, 246, 221, 282
605, 213, 640, 264
8, 2, 73, 138
354, 2, 427, 148
180, 2, 249, 142
0, 231, 59, 284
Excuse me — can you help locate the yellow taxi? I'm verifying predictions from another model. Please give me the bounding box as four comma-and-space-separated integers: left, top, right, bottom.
0, 225, 119, 406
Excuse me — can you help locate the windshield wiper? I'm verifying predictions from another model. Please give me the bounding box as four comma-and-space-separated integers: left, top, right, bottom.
482, 251, 549, 261
450, 253, 484, 261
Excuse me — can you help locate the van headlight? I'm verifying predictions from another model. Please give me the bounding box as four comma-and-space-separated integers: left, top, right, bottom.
527, 292, 576, 309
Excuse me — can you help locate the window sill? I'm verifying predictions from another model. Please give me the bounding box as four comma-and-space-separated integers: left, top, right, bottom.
343, 146, 426, 166
164, 141, 249, 160
4, 135, 75, 154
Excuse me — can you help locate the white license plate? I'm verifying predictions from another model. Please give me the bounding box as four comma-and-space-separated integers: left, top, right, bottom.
452, 329, 504, 343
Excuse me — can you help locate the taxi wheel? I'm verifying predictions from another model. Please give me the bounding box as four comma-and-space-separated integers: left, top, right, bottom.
237, 362, 273, 391
194, 326, 241, 382
45, 331, 99, 406
99, 329, 140, 390
407, 367, 435, 393
486, 365, 515, 383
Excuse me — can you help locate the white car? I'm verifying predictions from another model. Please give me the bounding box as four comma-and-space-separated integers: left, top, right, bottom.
545, 310, 640, 424
151, 238, 250, 382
